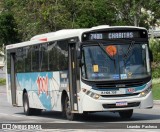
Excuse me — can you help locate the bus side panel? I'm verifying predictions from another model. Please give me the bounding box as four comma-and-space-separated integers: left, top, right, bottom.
6, 52, 12, 104
6, 73, 12, 104
15, 73, 30, 107
16, 72, 51, 110
16, 71, 66, 111
15, 73, 26, 106
48, 71, 63, 111
16, 90, 23, 106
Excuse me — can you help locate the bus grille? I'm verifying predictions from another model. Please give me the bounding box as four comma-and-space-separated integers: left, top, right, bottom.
95, 80, 147, 88
101, 93, 139, 98
103, 102, 140, 109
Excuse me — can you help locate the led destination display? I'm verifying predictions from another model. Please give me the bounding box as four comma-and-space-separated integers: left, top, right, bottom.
82, 30, 147, 41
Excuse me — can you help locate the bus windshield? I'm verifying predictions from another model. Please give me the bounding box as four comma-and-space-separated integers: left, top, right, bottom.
81, 42, 151, 81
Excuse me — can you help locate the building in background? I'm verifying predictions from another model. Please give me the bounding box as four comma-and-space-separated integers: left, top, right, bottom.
149, 29, 160, 39
0, 50, 5, 78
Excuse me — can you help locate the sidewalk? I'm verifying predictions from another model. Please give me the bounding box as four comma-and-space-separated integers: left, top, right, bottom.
154, 100, 160, 105
0, 85, 6, 93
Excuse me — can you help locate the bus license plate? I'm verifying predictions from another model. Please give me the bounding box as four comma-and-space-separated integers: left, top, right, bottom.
116, 102, 128, 106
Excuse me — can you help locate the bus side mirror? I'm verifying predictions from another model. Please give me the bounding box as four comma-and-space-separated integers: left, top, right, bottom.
149, 49, 153, 62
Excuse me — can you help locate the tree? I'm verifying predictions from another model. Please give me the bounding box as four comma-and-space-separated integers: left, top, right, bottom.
109, 0, 160, 28
2, 0, 73, 41
0, 12, 19, 46
62, 0, 117, 28
1, 0, 160, 42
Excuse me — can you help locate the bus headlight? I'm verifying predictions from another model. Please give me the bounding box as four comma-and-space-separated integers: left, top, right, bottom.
140, 86, 152, 97
92, 94, 100, 99
82, 88, 100, 99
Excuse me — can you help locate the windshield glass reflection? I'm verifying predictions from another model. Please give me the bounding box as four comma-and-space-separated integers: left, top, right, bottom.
81, 43, 150, 81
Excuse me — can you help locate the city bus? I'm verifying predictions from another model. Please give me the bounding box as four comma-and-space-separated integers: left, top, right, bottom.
6, 25, 153, 120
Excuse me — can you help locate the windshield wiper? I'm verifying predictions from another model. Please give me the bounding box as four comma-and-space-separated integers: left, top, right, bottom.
96, 42, 117, 73
97, 42, 115, 61
123, 41, 135, 59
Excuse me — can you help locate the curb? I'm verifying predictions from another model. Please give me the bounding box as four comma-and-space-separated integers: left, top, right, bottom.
154, 100, 160, 105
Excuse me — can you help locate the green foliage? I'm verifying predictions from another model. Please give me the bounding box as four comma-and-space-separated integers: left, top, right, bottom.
150, 39, 160, 62
152, 83, 160, 100
74, 0, 116, 28
0, 78, 6, 86
150, 39, 160, 78
0, 0, 160, 42
0, 12, 19, 46
152, 67, 160, 78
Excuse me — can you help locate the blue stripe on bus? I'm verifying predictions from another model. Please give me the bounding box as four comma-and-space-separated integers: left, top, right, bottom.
92, 84, 147, 92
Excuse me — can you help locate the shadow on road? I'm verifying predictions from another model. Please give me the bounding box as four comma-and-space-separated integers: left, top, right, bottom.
14, 110, 160, 122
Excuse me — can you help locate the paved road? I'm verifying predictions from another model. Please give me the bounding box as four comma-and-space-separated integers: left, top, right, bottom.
0, 85, 160, 131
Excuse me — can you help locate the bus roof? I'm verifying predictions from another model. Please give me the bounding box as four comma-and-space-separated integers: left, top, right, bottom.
30, 29, 86, 41
6, 25, 146, 50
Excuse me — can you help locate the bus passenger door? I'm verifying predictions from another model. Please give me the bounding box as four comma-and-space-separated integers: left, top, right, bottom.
10, 53, 17, 106
69, 43, 78, 112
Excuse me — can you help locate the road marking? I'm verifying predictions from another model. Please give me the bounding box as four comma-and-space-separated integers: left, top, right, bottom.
11, 115, 24, 118
0, 113, 9, 116
29, 117, 39, 120
0, 113, 37, 120
0, 112, 66, 121
0, 113, 26, 118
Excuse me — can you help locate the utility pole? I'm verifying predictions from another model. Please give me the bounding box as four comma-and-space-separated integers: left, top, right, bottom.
133, 0, 144, 26
133, 0, 137, 26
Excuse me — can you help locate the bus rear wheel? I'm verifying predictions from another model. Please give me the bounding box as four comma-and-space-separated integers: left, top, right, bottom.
23, 92, 32, 116
119, 109, 133, 119
63, 96, 75, 120
23, 92, 42, 116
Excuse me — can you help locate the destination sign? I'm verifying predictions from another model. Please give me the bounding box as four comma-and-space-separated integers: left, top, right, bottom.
108, 32, 134, 39
89, 32, 138, 40
82, 30, 147, 41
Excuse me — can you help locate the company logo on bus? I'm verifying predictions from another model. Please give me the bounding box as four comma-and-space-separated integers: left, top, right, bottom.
127, 88, 135, 93
37, 76, 48, 96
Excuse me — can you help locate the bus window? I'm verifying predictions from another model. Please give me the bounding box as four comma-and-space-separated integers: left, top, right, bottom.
57, 40, 68, 71
32, 45, 40, 72
48, 41, 68, 71
24, 46, 32, 72
40, 43, 48, 71
48, 41, 57, 71
16, 48, 25, 73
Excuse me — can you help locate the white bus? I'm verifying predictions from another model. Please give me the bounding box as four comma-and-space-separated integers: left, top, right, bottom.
6, 25, 153, 120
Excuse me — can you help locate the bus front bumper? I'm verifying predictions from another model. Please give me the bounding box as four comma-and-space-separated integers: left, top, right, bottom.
81, 91, 153, 112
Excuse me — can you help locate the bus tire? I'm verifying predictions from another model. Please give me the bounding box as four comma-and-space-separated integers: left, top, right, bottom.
23, 92, 32, 116
119, 109, 133, 119
63, 95, 75, 120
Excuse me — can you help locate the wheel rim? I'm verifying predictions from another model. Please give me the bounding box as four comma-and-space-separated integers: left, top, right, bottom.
24, 97, 28, 113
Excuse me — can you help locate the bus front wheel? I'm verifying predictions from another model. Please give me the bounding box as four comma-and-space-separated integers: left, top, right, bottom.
119, 109, 133, 119
63, 96, 75, 120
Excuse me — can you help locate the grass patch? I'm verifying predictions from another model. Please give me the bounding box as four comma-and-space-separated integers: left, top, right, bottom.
152, 83, 160, 100
0, 78, 6, 86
